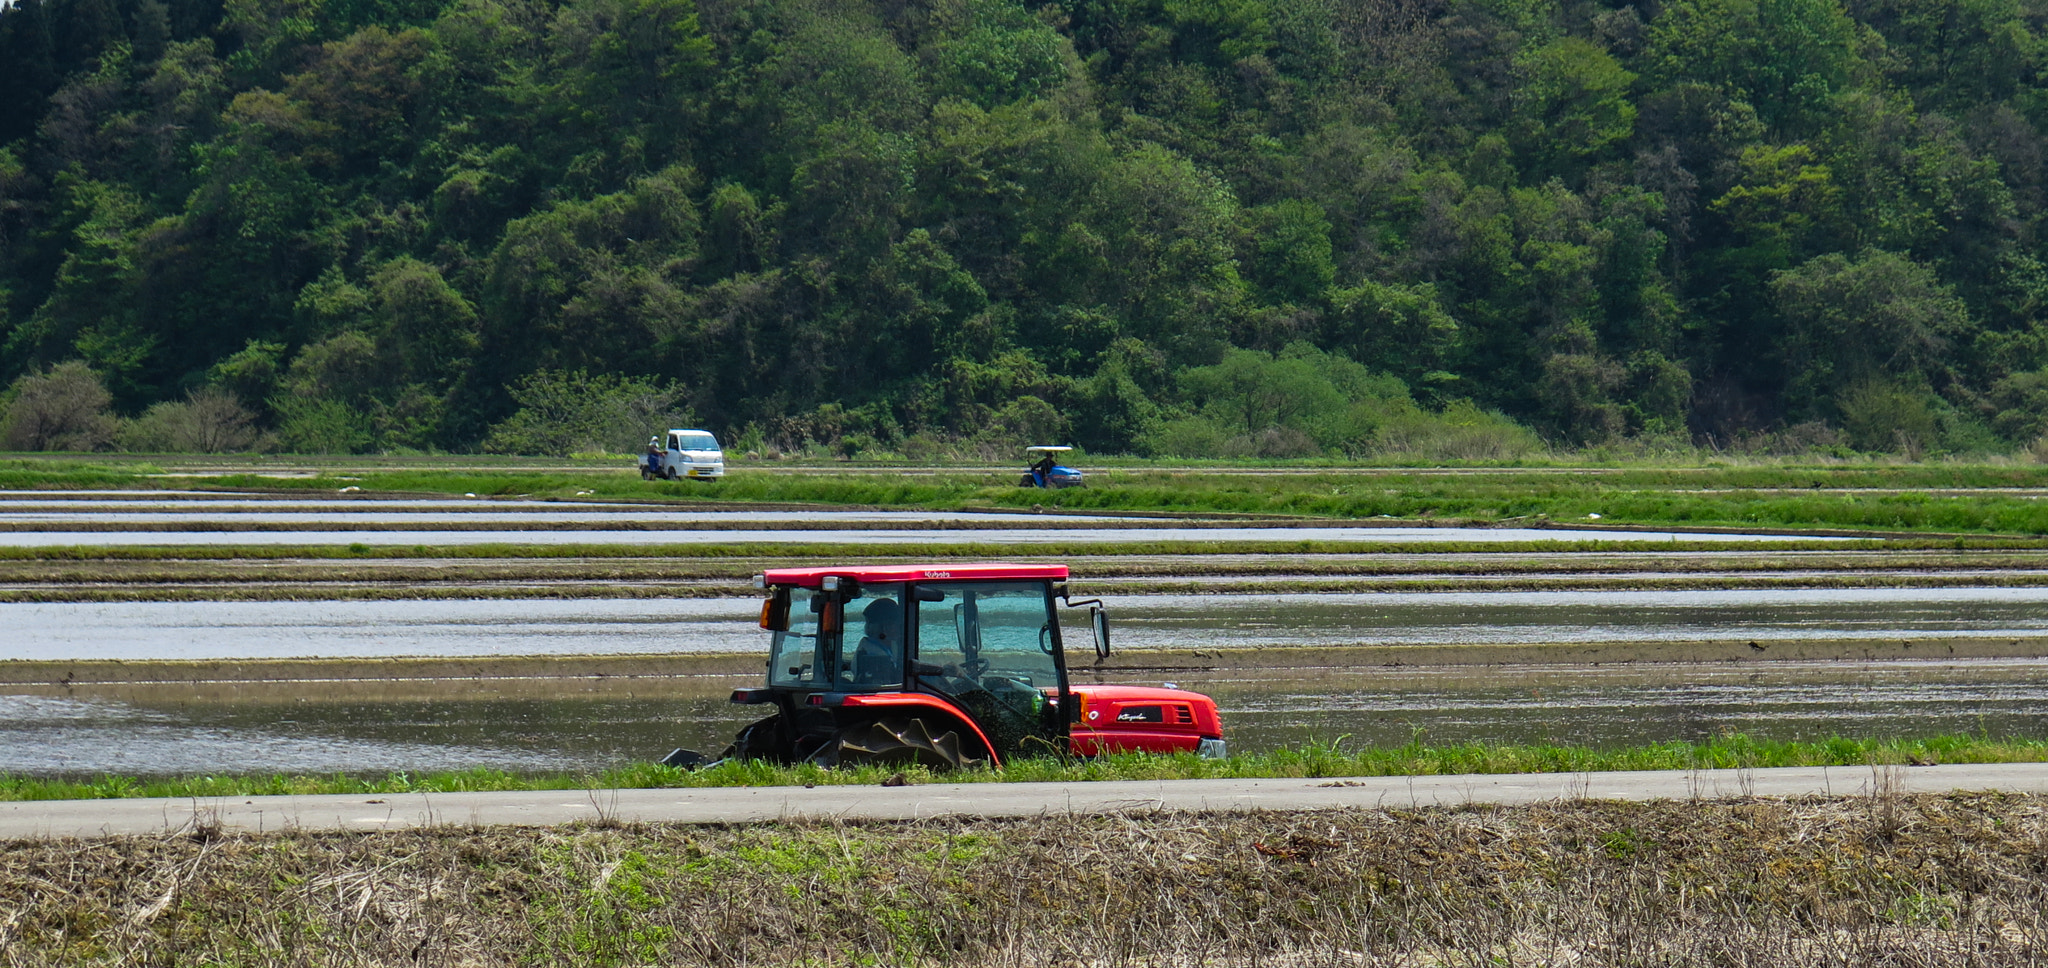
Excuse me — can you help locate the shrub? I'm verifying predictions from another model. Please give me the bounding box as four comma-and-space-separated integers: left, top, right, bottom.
1838, 379, 1938, 455
483, 370, 692, 456
1138, 416, 1235, 458
982, 395, 1070, 445
273, 396, 374, 454
1373, 400, 1544, 461
118, 388, 264, 453
2, 361, 117, 452
1734, 420, 1847, 456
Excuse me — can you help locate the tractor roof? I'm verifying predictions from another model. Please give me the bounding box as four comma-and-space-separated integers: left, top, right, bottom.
1024, 445, 1073, 453
761, 563, 1069, 587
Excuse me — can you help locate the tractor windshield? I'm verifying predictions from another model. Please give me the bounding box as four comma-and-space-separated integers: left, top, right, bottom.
911, 580, 1068, 761
767, 582, 906, 691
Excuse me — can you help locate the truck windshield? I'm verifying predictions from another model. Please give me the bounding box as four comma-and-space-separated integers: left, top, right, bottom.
677, 433, 718, 451
768, 583, 905, 690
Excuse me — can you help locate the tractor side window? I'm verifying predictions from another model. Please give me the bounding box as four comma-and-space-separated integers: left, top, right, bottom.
913, 581, 1057, 688
767, 583, 905, 690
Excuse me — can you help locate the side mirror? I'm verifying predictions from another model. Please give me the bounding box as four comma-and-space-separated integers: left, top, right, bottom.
1090, 606, 1110, 659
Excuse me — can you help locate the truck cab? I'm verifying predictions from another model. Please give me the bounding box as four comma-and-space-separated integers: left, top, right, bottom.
646, 429, 723, 481
703, 563, 1225, 769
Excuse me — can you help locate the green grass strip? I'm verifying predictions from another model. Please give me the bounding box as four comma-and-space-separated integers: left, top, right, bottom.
19, 457, 2048, 534
5, 734, 2041, 802
161, 466, 2048, 535
0, 537, 1928, 562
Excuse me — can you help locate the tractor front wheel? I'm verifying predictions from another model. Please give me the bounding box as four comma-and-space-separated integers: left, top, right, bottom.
809, 715, 983, 771
1018, 474, 1036, 487
719, 713, 786, 761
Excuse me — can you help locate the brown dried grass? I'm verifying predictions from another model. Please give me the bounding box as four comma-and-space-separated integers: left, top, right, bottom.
3, 794, 2046, 966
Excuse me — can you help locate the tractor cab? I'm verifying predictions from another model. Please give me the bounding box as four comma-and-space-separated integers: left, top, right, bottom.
665, 563, 1224, 770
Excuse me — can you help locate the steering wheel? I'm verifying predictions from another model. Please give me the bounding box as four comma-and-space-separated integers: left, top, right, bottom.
912, 658, 989, 679
981, 673, 1033, 693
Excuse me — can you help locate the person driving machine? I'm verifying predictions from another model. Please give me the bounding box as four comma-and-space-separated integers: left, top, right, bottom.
1030, 451, 1057, 479
853, 598, 903, 685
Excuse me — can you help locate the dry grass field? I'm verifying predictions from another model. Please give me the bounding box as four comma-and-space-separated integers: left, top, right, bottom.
5, 790, 2046, 966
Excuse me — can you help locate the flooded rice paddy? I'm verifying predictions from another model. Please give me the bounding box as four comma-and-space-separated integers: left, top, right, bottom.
8, 587, 2048, 662
9, 659, 2048, 778
6, 587, 2048, 777
0, 490, 2019, 778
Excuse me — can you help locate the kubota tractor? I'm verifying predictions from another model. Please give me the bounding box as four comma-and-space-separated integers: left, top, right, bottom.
664, 563, 1224, 770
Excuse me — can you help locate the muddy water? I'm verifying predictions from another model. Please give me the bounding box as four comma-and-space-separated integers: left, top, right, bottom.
11, 587, 2048, 777
1112, 587, 2048, 648
1188, 661, 2048, 755
9, 659, 2048, 778
10, 587, 2048, 662
0, 502, 1122, 524
0, 599, 764, 662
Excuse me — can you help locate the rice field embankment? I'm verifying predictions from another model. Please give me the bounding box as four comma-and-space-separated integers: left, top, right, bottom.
5, 794, 2043, 966
2, 540, 2048, 602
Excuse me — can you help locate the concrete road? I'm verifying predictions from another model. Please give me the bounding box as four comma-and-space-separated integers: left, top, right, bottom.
7, 763, 2046, 840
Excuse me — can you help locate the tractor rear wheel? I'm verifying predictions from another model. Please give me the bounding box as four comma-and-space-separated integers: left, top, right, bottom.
1018, 474, 1035, 487
809, 715, 983, 771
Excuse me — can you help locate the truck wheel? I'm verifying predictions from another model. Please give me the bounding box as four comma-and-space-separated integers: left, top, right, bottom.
809, 715, 982, 771
640, 468, 651, 480
666, 467, 679, 480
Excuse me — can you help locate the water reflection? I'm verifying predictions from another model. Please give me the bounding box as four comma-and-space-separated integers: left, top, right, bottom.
1184, 661, 2048, 753
9, 659, 2047, 778
1114, 587, 2048, 648
12, 587, 2048, 662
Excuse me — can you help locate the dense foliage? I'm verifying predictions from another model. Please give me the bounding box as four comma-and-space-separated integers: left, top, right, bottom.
4, 0, 2048, 455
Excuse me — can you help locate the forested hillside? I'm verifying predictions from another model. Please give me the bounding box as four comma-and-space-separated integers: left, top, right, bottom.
2, 0, 2048, 457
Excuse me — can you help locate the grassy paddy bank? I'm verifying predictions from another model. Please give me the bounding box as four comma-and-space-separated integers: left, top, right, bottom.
14, 457, 2048, 536
205, 465, 2048, 534
4, 793, 2043, 966
6, 734, 2047, 802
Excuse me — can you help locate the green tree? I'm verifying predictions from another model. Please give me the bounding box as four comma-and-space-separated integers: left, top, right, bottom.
1507, 37, 1636, 179
1771, 249, 1974, 414
369, 257, 479, 389
1244, 199, 1334, 305
1643, 0, 1864, 134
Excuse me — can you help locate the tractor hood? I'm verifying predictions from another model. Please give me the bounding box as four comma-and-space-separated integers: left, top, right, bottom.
1069, 684, 1223, 755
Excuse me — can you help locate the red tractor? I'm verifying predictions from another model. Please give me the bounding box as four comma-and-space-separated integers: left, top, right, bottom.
665, 563, 1225, 770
